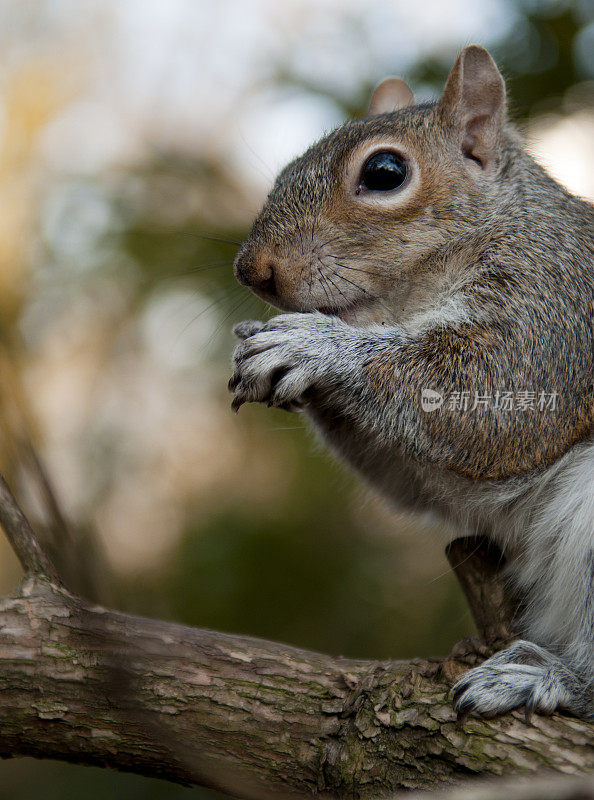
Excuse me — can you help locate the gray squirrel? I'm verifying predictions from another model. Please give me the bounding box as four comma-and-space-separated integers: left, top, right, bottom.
228, 45, 594, 720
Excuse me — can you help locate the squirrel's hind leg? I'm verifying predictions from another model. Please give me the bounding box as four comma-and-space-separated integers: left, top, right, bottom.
451, 640, 588, 720
452, 442, 594, 721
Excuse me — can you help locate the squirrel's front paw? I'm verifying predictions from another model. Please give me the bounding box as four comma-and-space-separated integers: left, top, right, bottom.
229, 313, 343, 412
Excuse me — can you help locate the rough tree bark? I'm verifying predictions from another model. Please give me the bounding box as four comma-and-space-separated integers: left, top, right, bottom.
0, 473, 593, 799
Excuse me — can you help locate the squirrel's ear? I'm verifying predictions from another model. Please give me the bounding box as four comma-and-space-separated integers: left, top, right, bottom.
368, 77, 414, 116
438, 45, 506, 169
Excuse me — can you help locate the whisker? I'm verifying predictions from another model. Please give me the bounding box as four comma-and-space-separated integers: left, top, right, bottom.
340, 253, 387, 264
330, 269, 395, 318
168, 285, 244, 346
180, 231, 243, 247
262, 302, 278, 320
318, 272, 335, 308
324, 272, 351, 308
332, 259, 384, 278
321, 233, 345, 248
237, 131, 276, 182
330, 269, 375, 298
186, 260, 235, 274
206, 293, 254, 348
194, 285, 245, 318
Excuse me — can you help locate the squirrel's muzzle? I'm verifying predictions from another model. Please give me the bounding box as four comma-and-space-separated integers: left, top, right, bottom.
233, 246, 278, 301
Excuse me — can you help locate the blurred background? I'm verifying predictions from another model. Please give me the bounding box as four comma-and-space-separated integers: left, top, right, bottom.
0, 0, 592, 797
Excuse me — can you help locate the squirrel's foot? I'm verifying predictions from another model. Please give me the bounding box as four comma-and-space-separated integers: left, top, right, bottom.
451, 640, 585, 720
229, 313, 346, 412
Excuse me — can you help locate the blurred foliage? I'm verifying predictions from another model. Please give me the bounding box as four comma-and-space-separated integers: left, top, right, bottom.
0, 0, 593, 798
280, 2, 594, 121
406, 4, 594, 119
123, 417, 468, 660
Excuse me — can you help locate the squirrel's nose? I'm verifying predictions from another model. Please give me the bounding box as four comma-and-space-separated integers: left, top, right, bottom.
234, 253, 278, 298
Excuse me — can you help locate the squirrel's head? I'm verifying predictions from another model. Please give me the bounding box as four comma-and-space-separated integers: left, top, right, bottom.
234, 45, 508, 325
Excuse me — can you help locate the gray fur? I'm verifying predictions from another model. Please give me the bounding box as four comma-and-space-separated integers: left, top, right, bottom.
229, 47, 594, 720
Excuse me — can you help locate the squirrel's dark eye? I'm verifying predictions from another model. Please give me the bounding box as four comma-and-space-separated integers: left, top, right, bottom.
360, 151, 407, 192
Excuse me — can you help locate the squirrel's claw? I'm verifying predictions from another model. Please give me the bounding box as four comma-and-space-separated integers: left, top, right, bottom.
232, 320, 266, 341
231, 395, 244, 414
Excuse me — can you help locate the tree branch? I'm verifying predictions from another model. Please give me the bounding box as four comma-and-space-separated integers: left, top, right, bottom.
1, 474, 594, 799
2, 578, 594, 799
445, 536, 517, 648
0, 474, 60, 583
